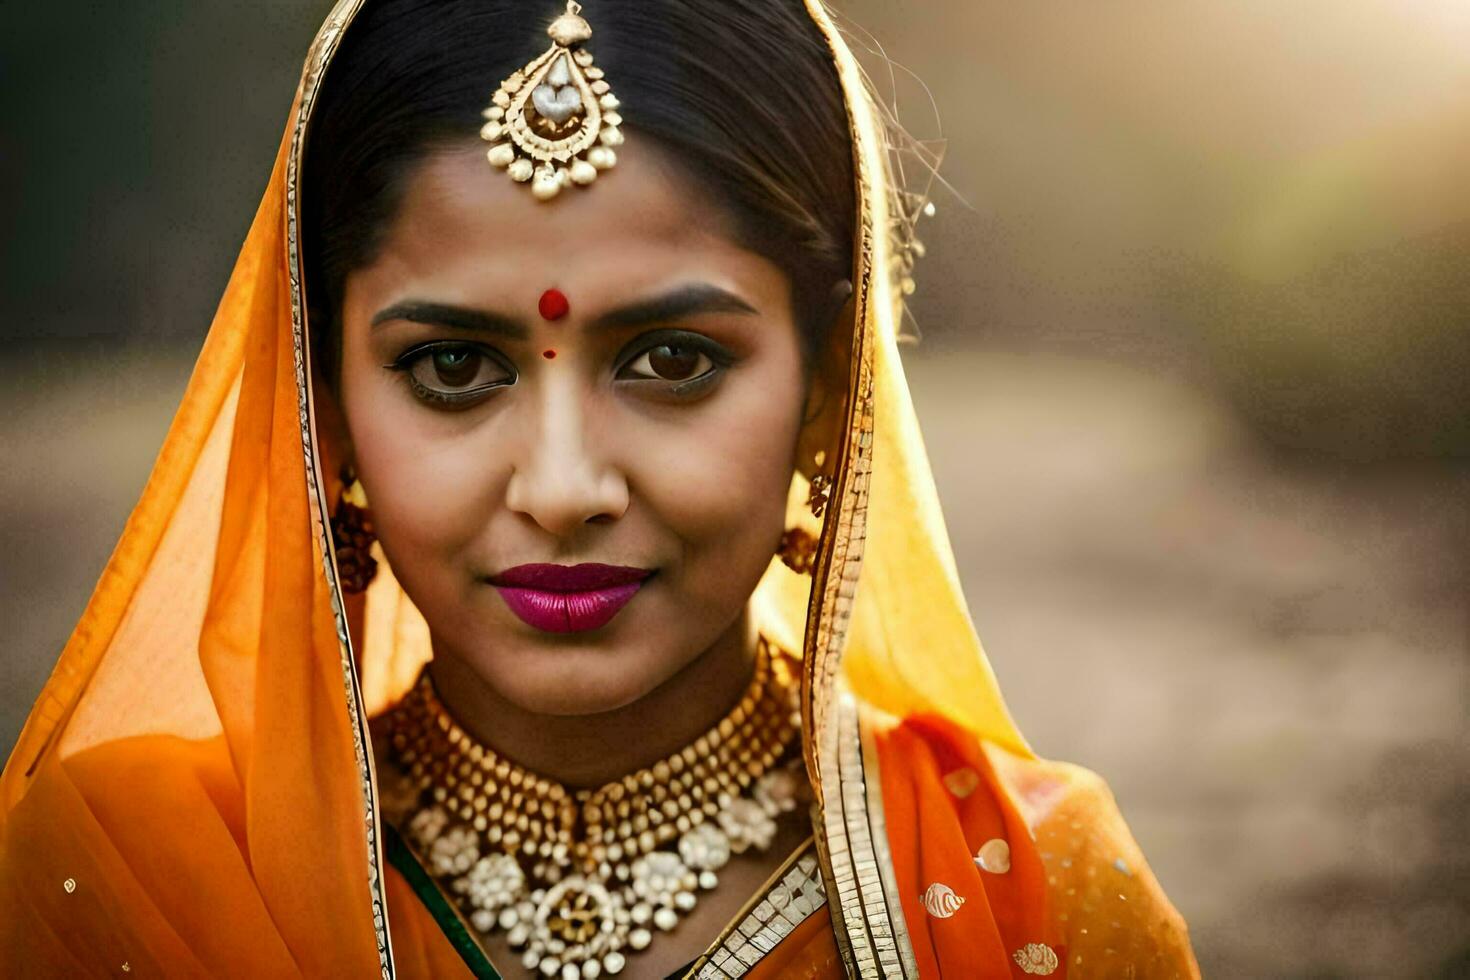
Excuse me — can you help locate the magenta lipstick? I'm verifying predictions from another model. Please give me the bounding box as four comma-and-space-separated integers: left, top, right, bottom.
488, 563, 653, 633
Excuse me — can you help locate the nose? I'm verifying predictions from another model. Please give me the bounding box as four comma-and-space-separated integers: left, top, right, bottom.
503, 376, 629, 536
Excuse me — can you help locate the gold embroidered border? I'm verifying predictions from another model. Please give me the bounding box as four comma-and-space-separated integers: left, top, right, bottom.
687, 837, 828, 979
796, 1, 915, 977
857, 706, 920, 977
813, 693, 916, 979
285, 1, 390, 975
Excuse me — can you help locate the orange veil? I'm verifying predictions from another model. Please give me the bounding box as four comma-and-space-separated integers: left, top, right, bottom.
0, 2, 1198, 977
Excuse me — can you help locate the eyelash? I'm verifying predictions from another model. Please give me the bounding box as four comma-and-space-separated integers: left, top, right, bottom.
385, 341, 517, 409
614, 330, 734, 397
383, 331, 735, 409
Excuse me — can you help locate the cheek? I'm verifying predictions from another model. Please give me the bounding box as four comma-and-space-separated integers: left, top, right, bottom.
337, 344, 496, 582
636, 356, 807, 569
357, 425, 491, 556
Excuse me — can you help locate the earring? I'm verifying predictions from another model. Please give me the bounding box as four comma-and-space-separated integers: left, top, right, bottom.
332, 464, 378, 594
806, 449, 832, 519
777, 526, 818, 575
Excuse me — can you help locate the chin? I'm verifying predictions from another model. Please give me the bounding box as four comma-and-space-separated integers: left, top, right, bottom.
486, 643, 672, 717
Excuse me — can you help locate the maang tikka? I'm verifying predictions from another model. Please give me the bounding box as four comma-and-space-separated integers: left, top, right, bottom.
481, 1, 623, 201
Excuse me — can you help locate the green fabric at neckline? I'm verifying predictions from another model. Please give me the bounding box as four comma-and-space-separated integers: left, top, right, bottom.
385, 822, 503, 979
383, 822, 697, 980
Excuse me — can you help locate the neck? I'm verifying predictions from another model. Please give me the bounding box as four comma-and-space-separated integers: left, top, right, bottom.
425, 609, 758, 788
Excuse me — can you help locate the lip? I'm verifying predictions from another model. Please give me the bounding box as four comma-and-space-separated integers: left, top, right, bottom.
487, 563, 655, 633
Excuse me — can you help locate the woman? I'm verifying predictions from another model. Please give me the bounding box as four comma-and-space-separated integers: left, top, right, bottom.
0, 0, 1199, 977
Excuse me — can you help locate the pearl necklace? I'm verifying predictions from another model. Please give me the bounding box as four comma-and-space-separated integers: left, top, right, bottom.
385, 635, 803, 979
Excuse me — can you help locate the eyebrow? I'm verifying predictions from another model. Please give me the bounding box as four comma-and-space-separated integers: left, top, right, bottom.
370, 283, 758, 339
370, 302, 529, 339
587, 283, 759, 330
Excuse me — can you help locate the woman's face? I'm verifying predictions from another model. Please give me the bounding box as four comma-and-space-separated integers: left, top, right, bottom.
335, 140, 827, 716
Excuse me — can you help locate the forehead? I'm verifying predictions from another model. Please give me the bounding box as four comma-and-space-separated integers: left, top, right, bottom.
369, 137, 764, 300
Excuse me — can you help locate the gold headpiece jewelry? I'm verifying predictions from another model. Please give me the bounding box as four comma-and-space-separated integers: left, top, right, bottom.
481, 1, 623, 201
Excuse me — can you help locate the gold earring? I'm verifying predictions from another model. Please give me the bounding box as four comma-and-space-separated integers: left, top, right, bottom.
777, 526, 818, 575
332, 464, 378, 594
806, 449, 832, 519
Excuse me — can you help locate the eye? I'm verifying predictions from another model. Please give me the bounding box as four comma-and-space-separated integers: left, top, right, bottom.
389, 342, 516, 408
623, 342, 713, 382
615, 331, 733, 399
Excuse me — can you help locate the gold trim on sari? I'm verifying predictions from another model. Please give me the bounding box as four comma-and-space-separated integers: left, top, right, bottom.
286, 0, 388, 971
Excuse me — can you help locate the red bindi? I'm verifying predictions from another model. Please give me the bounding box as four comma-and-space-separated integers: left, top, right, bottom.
542, 349, 557, 359
538, 288, 570, 321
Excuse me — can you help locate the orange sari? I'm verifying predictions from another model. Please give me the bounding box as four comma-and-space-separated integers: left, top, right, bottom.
377, 713, 1196, 979
0, 1, 1199, 977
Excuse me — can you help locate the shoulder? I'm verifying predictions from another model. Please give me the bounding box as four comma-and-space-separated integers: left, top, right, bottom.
860, 710, 1200, 977
983, 744, 1202, 979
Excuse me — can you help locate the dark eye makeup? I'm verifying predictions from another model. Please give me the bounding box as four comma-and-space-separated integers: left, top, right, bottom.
383, 330, 737, 410
384, 340, 517, 409
613, 329, 735, 399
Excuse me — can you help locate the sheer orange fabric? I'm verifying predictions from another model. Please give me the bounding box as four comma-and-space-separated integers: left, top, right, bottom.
0, 121, 387, 975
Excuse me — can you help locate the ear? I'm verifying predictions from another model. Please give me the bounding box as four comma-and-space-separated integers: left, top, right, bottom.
311, 357, 356, 494
793, 290, 855, 482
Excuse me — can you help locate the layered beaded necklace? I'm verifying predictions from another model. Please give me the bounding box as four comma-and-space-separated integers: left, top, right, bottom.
384, 634, 804, 979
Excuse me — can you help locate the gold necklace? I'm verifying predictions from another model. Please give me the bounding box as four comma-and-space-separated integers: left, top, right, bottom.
385, 633, 804, 979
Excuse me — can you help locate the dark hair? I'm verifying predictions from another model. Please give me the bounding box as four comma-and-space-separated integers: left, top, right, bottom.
303, 0, 856, 383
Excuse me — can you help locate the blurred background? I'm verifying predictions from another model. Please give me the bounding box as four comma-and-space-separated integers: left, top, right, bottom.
1, 1, 1465, 976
